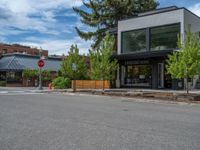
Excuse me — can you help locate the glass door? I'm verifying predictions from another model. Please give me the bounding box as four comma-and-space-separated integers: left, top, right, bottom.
123, 64, 152, 87
158, 63, 164, 88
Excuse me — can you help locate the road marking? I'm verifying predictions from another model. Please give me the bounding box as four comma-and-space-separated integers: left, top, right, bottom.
0, 91, 8, 94
0, 92, 45, 96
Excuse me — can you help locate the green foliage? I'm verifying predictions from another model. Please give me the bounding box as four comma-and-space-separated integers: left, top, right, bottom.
22, 69, 38, 79
73, 0, 158, 48
60, 44, 88, 80
22, 69, 52, 81
0, 81, 6, 86
52, 77, 71, 89
89, 33, 118, 80
166, 29, 200, 93
42, 70, 51, 81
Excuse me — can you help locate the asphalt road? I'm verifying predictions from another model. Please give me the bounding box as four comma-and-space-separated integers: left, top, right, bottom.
0, 92, 200, 150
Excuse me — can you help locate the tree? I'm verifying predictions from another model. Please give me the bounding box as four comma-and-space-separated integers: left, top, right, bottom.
22, 69, 52, 86
22, 69, 38, 79
23, 69, 36, 86
166, 29, 200, 94
60, 44, 88, 80
89, 33, 118, 90
42, 70, 52, 82
73, 0, 158, 48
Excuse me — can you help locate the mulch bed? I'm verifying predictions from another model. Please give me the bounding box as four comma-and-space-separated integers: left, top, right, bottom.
77, 90, 200, 104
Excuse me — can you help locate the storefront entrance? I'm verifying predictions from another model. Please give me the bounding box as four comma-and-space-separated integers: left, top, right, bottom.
120, 61, 152, 88
119, 60, 172, 89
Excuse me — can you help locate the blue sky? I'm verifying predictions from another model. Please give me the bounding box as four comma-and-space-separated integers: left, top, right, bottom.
0, 0, 200, 55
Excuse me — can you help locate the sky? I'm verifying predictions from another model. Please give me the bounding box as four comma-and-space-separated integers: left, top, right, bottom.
0, 0, 200, 55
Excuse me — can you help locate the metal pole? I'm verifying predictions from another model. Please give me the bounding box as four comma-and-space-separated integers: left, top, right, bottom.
73, 71, 76, 92
38, 67, 43, 90
72, 63, 76, 92
38, 48, 43, 90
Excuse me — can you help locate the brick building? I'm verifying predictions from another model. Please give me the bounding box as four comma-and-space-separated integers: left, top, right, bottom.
0, 43, 48, 56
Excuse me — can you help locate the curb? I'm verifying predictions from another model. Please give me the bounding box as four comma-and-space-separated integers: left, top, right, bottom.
30, 89, 200, 104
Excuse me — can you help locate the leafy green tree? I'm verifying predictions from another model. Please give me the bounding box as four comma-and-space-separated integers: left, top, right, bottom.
89, 33, 118, 90
42, 70, 52, 82
73, 0, 158, 48
60, 44, 88, 80
166, 29, 200, 94
22, 69, 38, 79
23, 69, 53, 85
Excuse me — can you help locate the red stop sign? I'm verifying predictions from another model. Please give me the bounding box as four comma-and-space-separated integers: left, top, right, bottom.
38, 59, 45, 68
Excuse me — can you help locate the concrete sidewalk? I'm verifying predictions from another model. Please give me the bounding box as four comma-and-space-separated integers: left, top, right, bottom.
75, 88, 200, 94
70, 89, 200, 102
1, 86, 200, 94
1, 86, 200, 95
1, 86, 200, 102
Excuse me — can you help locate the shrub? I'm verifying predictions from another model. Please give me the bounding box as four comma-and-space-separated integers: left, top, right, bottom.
0, 81, 6, 86
52, 77, 71, 89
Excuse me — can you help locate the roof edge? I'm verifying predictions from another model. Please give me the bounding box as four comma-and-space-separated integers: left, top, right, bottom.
119, 6, 200, 22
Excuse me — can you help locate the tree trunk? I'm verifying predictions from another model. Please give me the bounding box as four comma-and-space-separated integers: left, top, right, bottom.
186, 77, 189, 94
102, 78, 105, 92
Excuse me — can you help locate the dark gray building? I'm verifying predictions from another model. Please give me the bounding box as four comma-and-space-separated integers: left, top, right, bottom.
113, 6, 200, 89
0, 53, 62, 86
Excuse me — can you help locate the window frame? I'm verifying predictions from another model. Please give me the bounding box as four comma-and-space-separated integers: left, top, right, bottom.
120, 22, 181, 54
121, 28, 147, 54
149, 23, 181, 51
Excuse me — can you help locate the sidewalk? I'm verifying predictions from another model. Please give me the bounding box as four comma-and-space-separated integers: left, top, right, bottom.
1, 86, 200, 102
73, 88, 200, 102
1, 86, 200, 94
75, 88, 200, 94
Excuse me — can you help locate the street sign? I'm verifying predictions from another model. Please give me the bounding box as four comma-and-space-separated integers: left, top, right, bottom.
38, 59, 45, 68
72, 63, 76, 71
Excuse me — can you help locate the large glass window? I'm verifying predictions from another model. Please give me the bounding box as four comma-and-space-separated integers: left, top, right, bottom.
6, 71, 22, 83
150, 24, 180, 51
0, 72, 6, 81
123, 64, 152, 87
122, 29, 146, 53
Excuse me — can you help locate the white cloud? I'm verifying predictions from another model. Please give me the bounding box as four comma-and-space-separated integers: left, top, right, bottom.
19, 37, 91, 55
0, 0, 82, 14
0, 0, 83, 35
189, 3, 200, 17
0, 0, 89, 55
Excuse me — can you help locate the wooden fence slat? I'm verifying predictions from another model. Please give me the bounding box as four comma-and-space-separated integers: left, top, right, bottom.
72, 80, 110, 89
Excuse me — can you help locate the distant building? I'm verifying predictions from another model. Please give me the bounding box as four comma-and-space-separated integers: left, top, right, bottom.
0, 43, 48, 56
0, 53, 61, 87
0, 53, 91, 87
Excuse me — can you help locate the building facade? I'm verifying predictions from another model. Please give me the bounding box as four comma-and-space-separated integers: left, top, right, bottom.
0, 53, 91, 87
0, 43, 48, 56
113, 6, 200, 89
0, 53, 61, 87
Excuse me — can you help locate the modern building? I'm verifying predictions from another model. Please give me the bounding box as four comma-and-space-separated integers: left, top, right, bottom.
0, 43, 48, 56
0, 53, 61, 87
113, 6, 200, 89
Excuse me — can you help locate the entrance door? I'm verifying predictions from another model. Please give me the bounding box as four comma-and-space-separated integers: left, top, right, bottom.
123, 64, 152, 87
158, 63, 164, 88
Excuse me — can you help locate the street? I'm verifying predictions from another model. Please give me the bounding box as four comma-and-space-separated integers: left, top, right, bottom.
0, 91, 200, 150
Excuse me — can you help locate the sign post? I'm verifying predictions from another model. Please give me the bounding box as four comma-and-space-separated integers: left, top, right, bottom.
38, 59, 45, 90
72, 63, 77, 92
